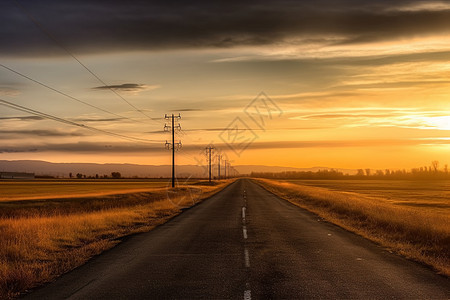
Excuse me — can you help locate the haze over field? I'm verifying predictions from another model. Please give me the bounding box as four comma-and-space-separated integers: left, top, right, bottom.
1, 0, 449, 169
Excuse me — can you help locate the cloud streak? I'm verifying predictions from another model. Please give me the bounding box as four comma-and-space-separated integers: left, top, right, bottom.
0, 129, 85, 137
72, 117, 125, 123
0, 87, 20, 96
92, 83, 159, 93
2, 137, 448, 154
0, 116, 44, 121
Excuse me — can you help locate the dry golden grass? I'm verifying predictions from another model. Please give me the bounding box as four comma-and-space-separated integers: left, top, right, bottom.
254, 178, 450, 277
0, 179, 234, 299
0, 180, 169, 201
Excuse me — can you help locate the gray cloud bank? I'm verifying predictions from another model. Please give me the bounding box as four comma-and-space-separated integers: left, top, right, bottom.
2, 0, 450, 56
92, 83, 149, 92
1, 138, 448, 154
0, 129, 84, 137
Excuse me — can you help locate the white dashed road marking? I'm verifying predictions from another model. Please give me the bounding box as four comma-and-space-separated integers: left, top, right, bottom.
242, 188, 251, 299
244, 248, 250, 268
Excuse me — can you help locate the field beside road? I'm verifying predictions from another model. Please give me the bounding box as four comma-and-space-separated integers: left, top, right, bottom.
287, 179, 450, 215
0, 179, 171, 201
254, 178, 450, 277
0, 179, 234, 299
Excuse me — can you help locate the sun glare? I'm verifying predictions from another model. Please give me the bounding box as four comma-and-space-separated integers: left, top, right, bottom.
425, 116, 450, 130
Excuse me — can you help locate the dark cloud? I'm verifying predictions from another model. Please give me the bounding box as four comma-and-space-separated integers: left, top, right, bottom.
0, 129, 85, 137
92, 83, 149, 92
0, 142, 162, 154
2, 137, 448, 154
0, 148, 38, 153
2, 0, 450, 56
73, 117, 125, 122
172, 108, 204, 112
0, 116, 44, 121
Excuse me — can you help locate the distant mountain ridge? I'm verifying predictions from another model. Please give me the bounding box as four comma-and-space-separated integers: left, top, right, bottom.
0, 160, 356, 178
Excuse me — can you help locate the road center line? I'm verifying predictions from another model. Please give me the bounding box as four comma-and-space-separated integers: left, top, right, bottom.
242, 189, 251, 299
243, 226, 248, 239
244, 248, 250, 268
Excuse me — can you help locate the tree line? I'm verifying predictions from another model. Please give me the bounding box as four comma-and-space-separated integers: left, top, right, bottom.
251, 161, 449, 180
69, 172, 122, 179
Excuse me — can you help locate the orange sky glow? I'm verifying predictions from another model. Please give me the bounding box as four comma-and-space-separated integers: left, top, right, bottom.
1, 1, 449, 171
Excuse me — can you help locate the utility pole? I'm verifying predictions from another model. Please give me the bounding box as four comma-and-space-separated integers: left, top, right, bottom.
165, 113, 181, 188
224, 160, 227, 179
205, 146, 214, 183
217, 154, 221, 180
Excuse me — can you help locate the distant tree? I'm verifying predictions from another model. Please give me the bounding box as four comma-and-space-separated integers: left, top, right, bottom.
365, 169, 371, 176
69, 172, 73, 179
95, 174, 99, 179
356, 169, 365, 176
76, 173, 83, 179
375, 170, 384, 176
111, 172, 121, 179
431, 161, 439, 172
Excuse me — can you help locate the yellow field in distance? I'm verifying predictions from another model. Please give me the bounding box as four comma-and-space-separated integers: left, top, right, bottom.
0, 179, 197, 201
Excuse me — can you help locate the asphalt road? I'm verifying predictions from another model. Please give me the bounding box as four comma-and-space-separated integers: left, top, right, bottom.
26, 178, 449, 299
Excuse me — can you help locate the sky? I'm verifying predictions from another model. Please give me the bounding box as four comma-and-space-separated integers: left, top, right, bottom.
1, 0, 449, 170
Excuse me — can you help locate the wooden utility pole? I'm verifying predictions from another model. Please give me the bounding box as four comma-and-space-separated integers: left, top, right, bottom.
165, 113, 181, 188
206, 146, 214, 183
224, 160, 227, 179
217, 155, 221, 180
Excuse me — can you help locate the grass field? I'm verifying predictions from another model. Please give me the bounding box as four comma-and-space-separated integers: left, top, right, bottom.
286, 180, 450, 215
0, 179, 174, 201
254, 178, 450, 277
0, 179, 234, 299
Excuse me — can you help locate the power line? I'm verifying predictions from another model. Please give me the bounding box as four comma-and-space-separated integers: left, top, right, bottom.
0, 63, 142, 123
0, 98, 160, 144
12, 0, 160, 123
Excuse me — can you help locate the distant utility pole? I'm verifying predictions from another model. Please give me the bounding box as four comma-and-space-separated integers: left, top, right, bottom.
205, 146, 214, 183
165, 113, 181, 188
224, 160, 227, 179
217, 154, 221, 180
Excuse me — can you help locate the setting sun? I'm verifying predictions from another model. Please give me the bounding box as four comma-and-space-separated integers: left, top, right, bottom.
425, 116, 450, 130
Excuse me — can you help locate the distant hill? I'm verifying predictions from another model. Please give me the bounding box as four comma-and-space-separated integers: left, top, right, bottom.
0, 160, 356, 178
